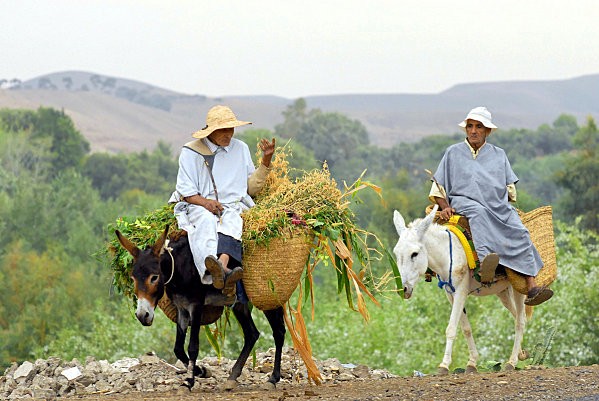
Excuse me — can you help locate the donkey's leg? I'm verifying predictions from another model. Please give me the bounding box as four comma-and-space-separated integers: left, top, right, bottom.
224, 303, 260, 389
496, 288, 517, 317
173, 310, 190, 366
458, 310, 479, 372
183, 308, 203, 389
497, 287, 527, 370
173, 311, 195, 389
263, 306, 286, 386
447, 288, 479, 372
439, 287, 469, 374
450, 278, 479, 372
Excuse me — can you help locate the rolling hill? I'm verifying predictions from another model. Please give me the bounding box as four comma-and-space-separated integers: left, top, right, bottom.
1, 71, 597, 153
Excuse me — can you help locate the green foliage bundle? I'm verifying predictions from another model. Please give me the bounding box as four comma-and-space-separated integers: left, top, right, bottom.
104, 203, 176, 299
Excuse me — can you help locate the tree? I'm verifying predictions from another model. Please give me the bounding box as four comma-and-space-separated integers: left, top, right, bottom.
1, 107, 91, 174
82, 153, 129, 199
274, 98, 317, 139
555, 117, 599, 231
81, 141, 177, 200
237, 129, 319, 175
31, 107, 90, 173
296, 112, 370, 170
0, 242, 102, 367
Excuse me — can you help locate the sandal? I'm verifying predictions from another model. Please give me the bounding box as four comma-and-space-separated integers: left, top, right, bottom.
525, 286, 553, 306
223, 267, 243, 297
205, 255, 225, 289
479, 253, 499, 284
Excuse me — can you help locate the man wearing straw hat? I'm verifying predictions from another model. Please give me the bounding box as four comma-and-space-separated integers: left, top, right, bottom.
428, 106, 553, 306
169, 105, 275, 300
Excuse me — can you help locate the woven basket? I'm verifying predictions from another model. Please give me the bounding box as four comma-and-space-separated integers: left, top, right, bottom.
158, 293, 224, 324
158, 293, 178, 323
506, 206, 558, 294
242, 228, 314, 311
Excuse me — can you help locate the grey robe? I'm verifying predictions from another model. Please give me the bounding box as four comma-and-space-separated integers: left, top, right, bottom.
433, 142, 543, 276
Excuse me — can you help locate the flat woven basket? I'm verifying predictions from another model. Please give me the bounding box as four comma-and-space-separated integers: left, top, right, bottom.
507, 206, 558, 294
242, 228, 314, 311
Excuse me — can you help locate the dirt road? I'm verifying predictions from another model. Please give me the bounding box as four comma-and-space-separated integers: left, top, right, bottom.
67, 365, 598, 401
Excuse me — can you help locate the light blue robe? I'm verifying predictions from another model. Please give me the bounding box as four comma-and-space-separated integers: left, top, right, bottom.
433, 142, 543, 276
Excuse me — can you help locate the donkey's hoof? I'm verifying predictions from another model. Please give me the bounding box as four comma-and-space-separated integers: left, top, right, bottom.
504, 363, 516, 371
437, 366, 450, 375
260, 381, 276, 390
195, 365, 212, 378
222, 379, 238, 391
465, 365, 478, 374
183, 378, 194, 390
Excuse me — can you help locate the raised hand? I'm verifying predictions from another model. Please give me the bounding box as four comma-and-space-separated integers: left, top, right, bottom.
259, 138, 276, 167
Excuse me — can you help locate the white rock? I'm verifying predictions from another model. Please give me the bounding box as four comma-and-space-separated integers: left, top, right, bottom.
111, 357, 140, 372
62, 366, 82, 381
13, 361, 34, 380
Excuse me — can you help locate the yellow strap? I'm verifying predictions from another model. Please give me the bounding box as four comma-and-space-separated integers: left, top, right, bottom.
448, 215, 461, 225
444, 224, 478, 269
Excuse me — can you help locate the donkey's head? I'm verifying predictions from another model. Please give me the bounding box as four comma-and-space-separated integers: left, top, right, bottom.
392, 205, 437, 299
115, 226, 169, 326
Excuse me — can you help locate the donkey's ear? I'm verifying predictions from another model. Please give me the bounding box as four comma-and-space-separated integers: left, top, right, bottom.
417, 205, 438, 240
115, 230, 139, 259
152, 225, 169, 257
393, 210, 406, 236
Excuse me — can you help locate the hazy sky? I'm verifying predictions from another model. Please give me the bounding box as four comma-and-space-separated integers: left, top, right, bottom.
2, 0, 598, 98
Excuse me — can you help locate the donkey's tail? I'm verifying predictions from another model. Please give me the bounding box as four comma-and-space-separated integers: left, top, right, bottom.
525, 305, 534, 321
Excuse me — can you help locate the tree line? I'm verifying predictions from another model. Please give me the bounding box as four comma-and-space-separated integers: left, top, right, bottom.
0, 104, 597, 373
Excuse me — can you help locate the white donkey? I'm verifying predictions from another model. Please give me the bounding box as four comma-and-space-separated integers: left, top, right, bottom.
393, 205, 529, 374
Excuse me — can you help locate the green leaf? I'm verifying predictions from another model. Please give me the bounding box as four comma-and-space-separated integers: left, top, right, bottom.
384, 248, 403, 295
268, 279, 276, 293
324, 226, 340, 241
203, 326, 221, 359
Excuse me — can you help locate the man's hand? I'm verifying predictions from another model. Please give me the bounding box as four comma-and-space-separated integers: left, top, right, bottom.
259, 138, 276, 167
434, 196, 454, 220
186, 194, 223, 216
202, 198, 224, 216
439, 207, 455, 220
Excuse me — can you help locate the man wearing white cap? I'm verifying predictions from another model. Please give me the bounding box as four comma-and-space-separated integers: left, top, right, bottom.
169, 105, 275, 300
429, 106, 553, 306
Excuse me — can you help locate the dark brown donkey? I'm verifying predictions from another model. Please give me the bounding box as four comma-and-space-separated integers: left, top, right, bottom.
115, 226, 286, 390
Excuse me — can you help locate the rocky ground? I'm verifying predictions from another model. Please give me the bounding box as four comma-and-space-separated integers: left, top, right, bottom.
2, 348, 598, 400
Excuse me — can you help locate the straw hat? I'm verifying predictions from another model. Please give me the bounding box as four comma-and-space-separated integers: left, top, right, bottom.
458, 106, 498, 133
192, 105, 252, 139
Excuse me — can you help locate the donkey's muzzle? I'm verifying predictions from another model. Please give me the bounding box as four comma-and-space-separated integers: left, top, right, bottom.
136, 298, 155, 326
